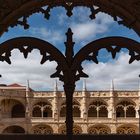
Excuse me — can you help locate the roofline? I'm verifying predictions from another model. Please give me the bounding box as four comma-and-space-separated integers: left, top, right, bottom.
0, 86, 26, 90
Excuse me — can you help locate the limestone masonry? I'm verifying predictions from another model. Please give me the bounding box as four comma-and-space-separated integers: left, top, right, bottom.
0, 82, 139, 135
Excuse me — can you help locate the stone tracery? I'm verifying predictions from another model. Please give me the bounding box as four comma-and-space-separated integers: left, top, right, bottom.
88, 101, 108, 118
117, 125, 138, 134
116, 101, 136, 118
32, 102, 52, 118
31, 125, 53, 134
88, 125, 111, 134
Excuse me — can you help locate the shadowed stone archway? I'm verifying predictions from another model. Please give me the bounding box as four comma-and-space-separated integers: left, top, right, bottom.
0, 1, 140, 140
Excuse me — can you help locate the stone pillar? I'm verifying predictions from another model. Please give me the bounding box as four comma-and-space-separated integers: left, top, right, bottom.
25, 98, 30, 134
0, 104, 1, 120
64, 83, 75, 140
53, 97, 58, 121
81, 124, 88, 134
138, 83, 140, 118
53, 80, 58, 121
110, 124, 117, 134
136, 107, 139, 118
82, 98, 87, 121
108, 98, 115, 119
108, 80, 115, 119
25, 80, 31, 135
81, 80, 87, 121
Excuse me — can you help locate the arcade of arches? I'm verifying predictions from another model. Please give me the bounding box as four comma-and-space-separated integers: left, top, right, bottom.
0, 84, 139, 134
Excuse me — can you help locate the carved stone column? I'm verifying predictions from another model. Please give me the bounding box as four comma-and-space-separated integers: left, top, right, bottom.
25, 81, 31, 120
53, 80, 58, 121
108, 80, 115, 119
110, 124, 117, 134
64, 83, 75, 140
82, 80, 87, 121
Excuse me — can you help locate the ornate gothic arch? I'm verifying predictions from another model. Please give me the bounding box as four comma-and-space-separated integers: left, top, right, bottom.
2, 125, 25, 134
0, 1, 140, 138
1, 99, 25, 118
88, 100, 108, 118
0, 0, 140, 36
32, 101, 52, 117
116, 100, 136, 118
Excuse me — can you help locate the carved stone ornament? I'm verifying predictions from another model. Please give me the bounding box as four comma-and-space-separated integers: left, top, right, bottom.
0, 0, 140, 36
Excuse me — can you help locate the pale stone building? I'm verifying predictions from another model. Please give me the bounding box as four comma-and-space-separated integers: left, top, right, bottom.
0, 81, 139, 135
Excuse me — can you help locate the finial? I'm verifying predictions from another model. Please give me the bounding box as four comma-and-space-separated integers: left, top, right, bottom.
83, 79, 87, 91
110, 79, 114, 92
54, 79, 58, 92
138, 77, 140, 93
138, 76, 140, 97
64, 28, 75, 66
26, 80, 30, 92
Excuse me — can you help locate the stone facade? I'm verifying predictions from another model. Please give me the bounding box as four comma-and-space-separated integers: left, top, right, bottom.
0, 82, 139, 135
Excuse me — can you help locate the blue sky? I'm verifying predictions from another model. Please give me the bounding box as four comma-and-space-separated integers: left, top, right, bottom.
0, 7, 140, 91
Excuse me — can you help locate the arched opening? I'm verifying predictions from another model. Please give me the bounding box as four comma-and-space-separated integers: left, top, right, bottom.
3, 126, 25, 134
99, 106, 108, 117
116, 101, 136, 118
32, 106, 41, 117
1, 99, 25, 118
60, 106, 66, 117
88, 101, 108, 118
11, 104, 25, 118
73, 107, 81, 117
43, 106, 52, 117
126, 106, 135, 117
88, 106, 97, 117
116, 106, 124, 117
31, 125, 53, 134
32, 102, 52, 118
60, 101, 81, 118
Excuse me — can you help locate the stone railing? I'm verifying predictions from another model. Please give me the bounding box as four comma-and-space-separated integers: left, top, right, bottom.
1, 118, 26, 123
116, 117, 138, 123
31, 117, 54, 122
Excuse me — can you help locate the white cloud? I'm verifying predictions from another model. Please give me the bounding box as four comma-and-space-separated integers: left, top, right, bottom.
78, 52, 140, 90
0, 50, 140, 91
72, 21, 107, 41
70, 12, 114, 42
30, 27, 64, 45
0, 50, 59, 91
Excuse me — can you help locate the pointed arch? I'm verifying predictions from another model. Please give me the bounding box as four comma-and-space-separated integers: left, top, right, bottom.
0, 37, 68, 82
1, 1, 140, 37
116, 100, 136, 118
11, 103, 25, 118
88, 100, 108, 118
2, 126, 25, 134
72, 37, 140, 78
60, 100, 81, 117
32, 101, 52, 117
1, 99, 25, 118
